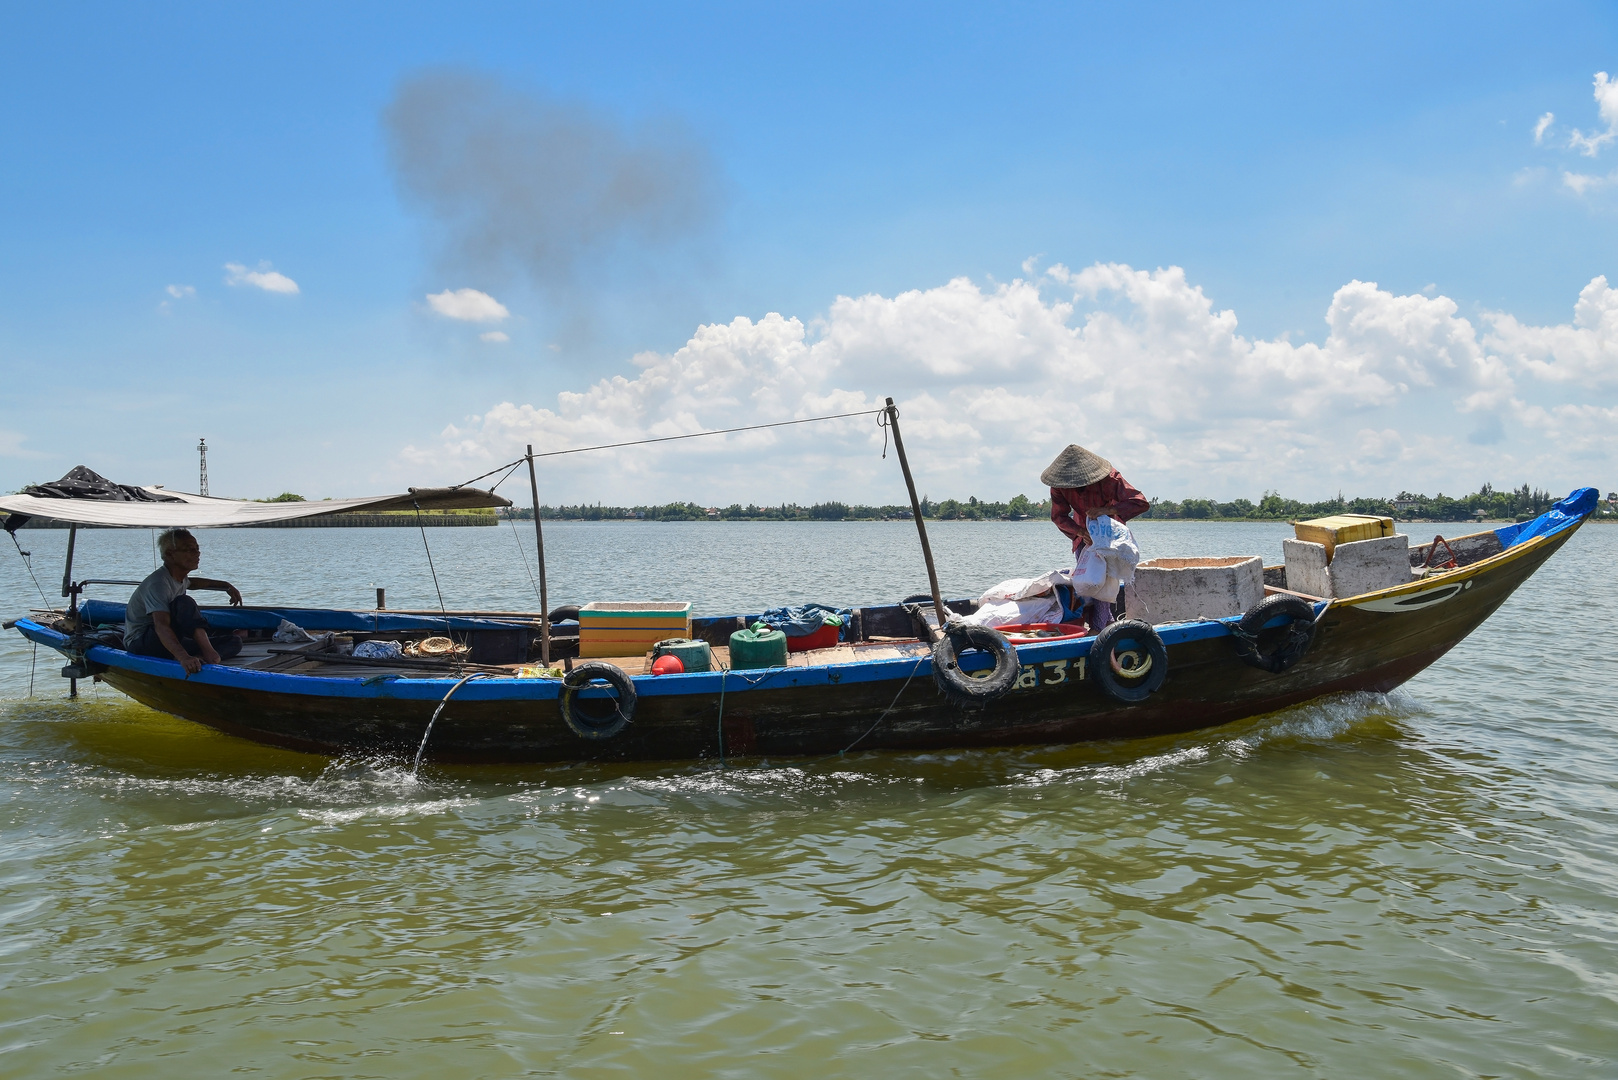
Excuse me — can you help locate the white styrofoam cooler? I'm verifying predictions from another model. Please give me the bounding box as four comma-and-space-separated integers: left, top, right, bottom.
1123, 556, 1264, 625
1283, 534, 1415, 598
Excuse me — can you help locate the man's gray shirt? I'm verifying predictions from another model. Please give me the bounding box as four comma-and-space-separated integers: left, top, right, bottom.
125, 566, 190, 645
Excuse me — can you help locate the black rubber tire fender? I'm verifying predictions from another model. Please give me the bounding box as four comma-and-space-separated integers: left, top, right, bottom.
900, 593, 939, 606
1232, 595, 1317, 674
1090, 619, 1169, 703
559, 662, 637, 739
931, 623, 1019, 709
547, 605, 581, 625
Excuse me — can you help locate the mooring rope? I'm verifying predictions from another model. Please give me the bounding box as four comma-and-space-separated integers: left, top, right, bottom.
834, 654, 929, 758
715, 669, 727, 767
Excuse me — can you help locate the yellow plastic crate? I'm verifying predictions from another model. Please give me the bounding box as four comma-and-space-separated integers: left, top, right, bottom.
578, 602, 692, 658
1292, 514, 1394, 561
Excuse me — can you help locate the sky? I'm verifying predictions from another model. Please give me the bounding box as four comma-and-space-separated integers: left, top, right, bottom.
1, 2, 1616, 505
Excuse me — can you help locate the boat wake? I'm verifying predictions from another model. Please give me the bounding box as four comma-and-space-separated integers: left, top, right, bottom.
1016, 688, 1427, 790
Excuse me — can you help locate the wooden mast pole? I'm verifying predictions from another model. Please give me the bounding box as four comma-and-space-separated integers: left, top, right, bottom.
885, 397, 947, 638
526, 445, 551, 666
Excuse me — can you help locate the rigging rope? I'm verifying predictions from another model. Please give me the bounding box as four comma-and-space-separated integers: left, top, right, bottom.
452, 407, 886, 489
9, 533, 51, 608
411, 500, 453, 643
508, 515, 543, 607
486, 460, 525, 494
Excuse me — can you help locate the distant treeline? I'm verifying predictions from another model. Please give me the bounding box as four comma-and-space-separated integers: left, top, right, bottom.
500, 484, 1586, 524
506, 495, 1041, 522
1147, 483, 1565, 524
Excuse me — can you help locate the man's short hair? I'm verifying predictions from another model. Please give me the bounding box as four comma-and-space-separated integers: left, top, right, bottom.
156, 528, 196, 559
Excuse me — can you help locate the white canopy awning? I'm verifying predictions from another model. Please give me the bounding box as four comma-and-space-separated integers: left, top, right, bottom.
0, 486, 512, 529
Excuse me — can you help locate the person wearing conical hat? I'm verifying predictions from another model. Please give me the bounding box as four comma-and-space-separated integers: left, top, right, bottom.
1042, 444, 1149, 630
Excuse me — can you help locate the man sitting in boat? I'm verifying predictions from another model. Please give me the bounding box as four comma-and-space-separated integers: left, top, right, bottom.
124, 528, 246, 673
1043, 444, 1149, 631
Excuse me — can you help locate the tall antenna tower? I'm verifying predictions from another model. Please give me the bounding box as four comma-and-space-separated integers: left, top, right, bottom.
198, 438, 209, 496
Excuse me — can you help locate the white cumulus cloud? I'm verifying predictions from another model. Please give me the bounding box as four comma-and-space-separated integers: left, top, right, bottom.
166, 284, 195, 299
1485, 275, 1618, 388
224, 262, 300, 294
1534, 112, 1555, 144
480, 330, 510, 343
1569, 71, 1618, 156
0, 429, 44, 459
426, 288, 509, 322
1563, 169, 1617, 195
401, 264, 1616, 503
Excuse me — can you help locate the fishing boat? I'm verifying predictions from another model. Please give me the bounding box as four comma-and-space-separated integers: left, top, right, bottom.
3, 405, 1599, 764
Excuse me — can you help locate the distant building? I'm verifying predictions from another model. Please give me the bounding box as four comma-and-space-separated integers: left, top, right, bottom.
705, 507, 720, 518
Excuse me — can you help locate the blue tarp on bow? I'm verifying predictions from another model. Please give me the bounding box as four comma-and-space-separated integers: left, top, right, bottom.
1494, 487, 1598, 549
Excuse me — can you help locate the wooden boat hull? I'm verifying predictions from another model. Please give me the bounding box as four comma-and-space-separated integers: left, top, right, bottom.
15, 512, 1584, 764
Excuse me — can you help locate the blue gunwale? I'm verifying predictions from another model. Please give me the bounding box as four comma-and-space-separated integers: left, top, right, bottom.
13, 612, 1261, 702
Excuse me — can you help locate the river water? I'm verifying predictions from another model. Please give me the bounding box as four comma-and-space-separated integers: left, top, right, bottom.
1, 520, 1614, 1077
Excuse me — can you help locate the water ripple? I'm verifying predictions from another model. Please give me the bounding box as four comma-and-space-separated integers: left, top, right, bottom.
0, 521, 1614, 1075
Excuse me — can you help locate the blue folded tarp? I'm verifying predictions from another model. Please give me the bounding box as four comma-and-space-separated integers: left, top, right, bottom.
1494, 487, 1598, 549
752, 603, 853, 639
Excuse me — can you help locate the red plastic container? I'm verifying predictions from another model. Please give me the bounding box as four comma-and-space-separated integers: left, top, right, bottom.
994, 622, 1089, 642
785, 623, 841, 652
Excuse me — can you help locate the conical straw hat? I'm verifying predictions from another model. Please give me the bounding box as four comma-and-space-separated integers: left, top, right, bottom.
1040, 444, 1113, 488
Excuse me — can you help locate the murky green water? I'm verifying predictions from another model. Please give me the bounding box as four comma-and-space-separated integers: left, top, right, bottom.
2, 521, 1614, 1077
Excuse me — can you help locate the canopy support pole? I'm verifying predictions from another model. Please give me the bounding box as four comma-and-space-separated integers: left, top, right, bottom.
62, 524, 79, 698
885, 398, 947, 639
60, 524, 76, 598
526, 446, 551, 666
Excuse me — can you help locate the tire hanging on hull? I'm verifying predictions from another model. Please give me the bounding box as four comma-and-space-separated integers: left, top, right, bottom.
931, 623, 1019, 709
1090, 619, 1169, 703
1231, 595, 1318, 674
559, 662, 636, 739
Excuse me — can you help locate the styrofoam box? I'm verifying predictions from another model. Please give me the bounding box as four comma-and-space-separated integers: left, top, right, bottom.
1123, 556, 1263, 625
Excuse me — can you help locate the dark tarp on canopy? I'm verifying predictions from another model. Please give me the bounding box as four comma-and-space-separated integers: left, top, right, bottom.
3, 466, 511, 533
21, 465, 183, 505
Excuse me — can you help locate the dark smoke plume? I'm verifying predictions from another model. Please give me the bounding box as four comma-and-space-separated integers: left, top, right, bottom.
383, 70, 719, 295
